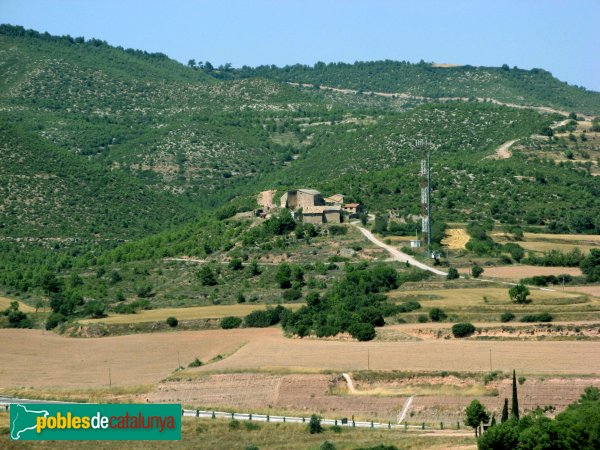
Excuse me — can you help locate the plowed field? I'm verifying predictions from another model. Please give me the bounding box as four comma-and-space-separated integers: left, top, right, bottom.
3, 327, 600, 390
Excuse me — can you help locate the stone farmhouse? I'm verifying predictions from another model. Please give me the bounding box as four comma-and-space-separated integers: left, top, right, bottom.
343, 203, 363, 218
280, 189, 342, 224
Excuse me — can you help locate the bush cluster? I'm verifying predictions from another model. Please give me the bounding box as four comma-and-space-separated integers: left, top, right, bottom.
283, 264, 401, 341
220, 316, 242, 329
243, 306, 289, 328
452, 322, 476, 338
520, 312, 553, 323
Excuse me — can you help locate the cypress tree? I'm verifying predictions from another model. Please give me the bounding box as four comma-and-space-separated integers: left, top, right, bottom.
511, 369, 520, 420
490, 414, 496, 426
501, 398, 509, 423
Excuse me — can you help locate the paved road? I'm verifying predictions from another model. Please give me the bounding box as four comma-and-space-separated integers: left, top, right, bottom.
182, 409, 424, 430
354, 225, 447, 276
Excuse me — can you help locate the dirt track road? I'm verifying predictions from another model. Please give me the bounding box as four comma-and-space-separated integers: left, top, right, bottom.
355, 225, 447, 276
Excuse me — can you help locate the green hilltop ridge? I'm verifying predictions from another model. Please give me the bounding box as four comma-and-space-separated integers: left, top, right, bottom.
230, 60, 600, 116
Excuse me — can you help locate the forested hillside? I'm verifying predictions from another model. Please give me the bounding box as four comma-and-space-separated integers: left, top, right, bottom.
232, 60, 600, 116
0, 24, 599, 297
0, 120, 192, 238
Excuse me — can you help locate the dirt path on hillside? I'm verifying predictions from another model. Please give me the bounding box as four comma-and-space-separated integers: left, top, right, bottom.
286, 82, 592, 118
494, 139, 517, 159
354, 225, 447, 276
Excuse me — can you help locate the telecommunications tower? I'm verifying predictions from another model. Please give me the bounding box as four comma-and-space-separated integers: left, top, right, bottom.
417, 140, 432, 255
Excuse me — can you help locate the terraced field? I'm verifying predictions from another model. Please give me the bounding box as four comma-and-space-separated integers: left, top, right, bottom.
491, 232, 600, 254
80, 303, 302, 324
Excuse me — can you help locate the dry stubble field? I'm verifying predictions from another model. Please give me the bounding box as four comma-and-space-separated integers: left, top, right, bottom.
3, 327, 600, 391
0, 296, 34, 312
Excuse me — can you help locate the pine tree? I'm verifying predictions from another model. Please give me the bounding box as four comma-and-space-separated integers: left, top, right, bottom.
511, 369, 520, 420
501, 398, 509, 423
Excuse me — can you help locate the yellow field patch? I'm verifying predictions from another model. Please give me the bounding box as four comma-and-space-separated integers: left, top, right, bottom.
441, 228, 469, 249
0, 296, 35, 312
389, 287, 583, 308
80, 303, 301, 324
492, 232, 600, 254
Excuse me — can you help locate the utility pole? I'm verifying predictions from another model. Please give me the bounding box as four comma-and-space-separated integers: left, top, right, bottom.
109, 367, 112, 389
418, 140, 432, 256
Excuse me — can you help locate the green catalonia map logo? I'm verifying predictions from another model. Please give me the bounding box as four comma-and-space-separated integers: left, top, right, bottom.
10, 403, 181, 440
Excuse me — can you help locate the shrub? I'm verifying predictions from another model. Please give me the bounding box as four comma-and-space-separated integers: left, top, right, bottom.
282, 288, 302, 301
396, 300, 421, 313
243, 306, 288, 328
188, 358, 203, 368
429, 307, 447, 322
308, 414, 323, 434
446, 268, 459, 280
83, 300, 106, 318
228, 419, 240, 430
236, 292, 246, 303
509, 283, 530, 304
166, 316, 178, 327
136, 285, 153, 298
4, 309, 32, 329
580, 249, 600, 282
452, 322, 476, 338
45, 312, 66, 330
229, 258, 243, 271
244, 421, 261, 431
328, 225, 347, 236
500, 312, 515, 323
320, 441, 336, 450
504, 243, 525, 262
417, 314, 429, 323
220, 316, 242, 329
276, 263, 292, 289
198, 265, 217, 286
521, 313, 553, 323
348, 322, 376, 341
472, 265, 484, 278
518, 376, 526, 385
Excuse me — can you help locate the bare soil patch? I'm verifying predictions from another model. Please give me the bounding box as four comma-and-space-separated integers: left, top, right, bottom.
567, 285, 600, 298
147, 374, 405, 420
492, 139, 517, 159
144, 372, 600, 424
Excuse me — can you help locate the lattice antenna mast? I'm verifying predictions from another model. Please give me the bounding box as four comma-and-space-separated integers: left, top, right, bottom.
417, 139, 432, 255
